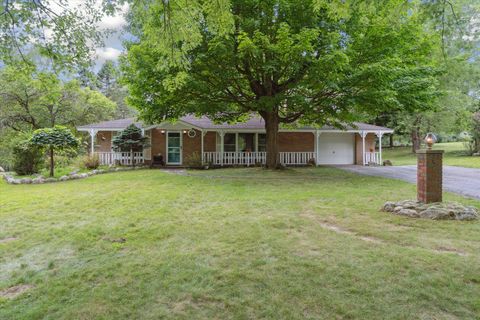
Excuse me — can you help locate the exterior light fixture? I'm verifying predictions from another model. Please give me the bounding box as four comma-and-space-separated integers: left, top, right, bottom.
160, 130, 165, 134
183, 130, 187, 134
424, 133, 437, 150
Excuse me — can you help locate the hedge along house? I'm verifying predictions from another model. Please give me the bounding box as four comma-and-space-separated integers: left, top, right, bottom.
77, 115, 393, 167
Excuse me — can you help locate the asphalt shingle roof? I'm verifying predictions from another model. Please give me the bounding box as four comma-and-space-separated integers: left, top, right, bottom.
77, 115, 393, 132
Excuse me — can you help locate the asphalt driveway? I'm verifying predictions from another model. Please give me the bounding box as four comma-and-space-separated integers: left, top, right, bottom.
338, 165, 480, 200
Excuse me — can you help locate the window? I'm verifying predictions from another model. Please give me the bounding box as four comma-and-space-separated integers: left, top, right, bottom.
224, 133, 236, 152
258, 134, 266, 152
238, 133, 255, 152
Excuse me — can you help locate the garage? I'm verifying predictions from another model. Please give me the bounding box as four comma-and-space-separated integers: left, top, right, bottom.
317, 133, 355, 165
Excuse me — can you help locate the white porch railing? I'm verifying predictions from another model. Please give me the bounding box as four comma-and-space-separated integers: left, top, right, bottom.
279, 152, 316, 166
202, 152, 315, 166
364, 152, 381, 165
96, 152, 144, 166
203, 152, 267, 166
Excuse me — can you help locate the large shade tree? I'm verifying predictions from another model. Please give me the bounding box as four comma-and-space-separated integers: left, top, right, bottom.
123, 0, 441, 168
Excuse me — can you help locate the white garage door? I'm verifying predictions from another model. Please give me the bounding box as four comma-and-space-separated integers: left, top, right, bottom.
317, 133, 355, 165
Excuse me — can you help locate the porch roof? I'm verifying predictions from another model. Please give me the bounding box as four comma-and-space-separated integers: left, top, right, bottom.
77, 115, 393, 133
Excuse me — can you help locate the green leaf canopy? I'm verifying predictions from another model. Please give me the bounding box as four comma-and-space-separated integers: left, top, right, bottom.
30, 126, 79, 150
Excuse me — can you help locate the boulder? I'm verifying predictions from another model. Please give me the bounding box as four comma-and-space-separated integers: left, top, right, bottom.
69, 169, 80, 176
457, 206, 479, 221
383, 160, 393, 166
382, 201, 396, 212
393, 206, 404, 213
397, 208, 419, 218
419, 207, 453, 220
70, 174, 81, 179
383, 200, 478, 221
44, 178, 57, 183
79, 173, 89, 178
59, 175, 70, 181
32, 177, 45, 184
20, 178, 32, 184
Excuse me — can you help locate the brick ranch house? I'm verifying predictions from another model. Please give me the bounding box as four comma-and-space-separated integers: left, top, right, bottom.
77, 115, 393, 167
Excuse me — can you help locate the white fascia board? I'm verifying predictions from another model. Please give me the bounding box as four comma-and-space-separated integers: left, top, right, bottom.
144, 120, 203, 131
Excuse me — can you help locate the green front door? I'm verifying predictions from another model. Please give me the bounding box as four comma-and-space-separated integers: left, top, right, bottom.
167, 132, 182, 164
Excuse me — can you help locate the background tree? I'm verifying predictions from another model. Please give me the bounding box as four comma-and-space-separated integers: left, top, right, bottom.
112, 124, 149, 166
0, 0, 115, 72
0, 64, 116, 131
123, 0, 441, 168
370, 0, 480, 151
30, 126, 79, 177
97, 60, 137, 119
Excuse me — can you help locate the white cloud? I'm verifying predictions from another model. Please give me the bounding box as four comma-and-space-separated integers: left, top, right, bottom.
98, 3, 129, 30
96, 47, 122, 62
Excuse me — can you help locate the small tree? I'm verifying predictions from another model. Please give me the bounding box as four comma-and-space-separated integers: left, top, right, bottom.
30, 126, 79, 177
112, 124, 149, 167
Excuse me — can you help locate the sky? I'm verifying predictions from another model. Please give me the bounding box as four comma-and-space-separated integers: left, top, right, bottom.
94, 3, 130, 70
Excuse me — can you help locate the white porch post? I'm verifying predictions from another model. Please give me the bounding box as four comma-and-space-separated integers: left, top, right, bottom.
376, 131, 383, 165
360, 131, 367, 166
89, 129, 98, 155
315, 130, 320, 166
219, 131, 225, 166
201, 130, 205, 164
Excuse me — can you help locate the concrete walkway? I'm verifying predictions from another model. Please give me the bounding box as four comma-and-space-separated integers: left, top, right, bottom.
337, 165, 480, 200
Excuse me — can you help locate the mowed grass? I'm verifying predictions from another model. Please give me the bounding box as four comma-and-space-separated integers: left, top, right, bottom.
383, 142, 480, 168
0, 168, 479, 319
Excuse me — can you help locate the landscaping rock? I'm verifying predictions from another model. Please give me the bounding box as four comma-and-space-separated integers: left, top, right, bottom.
419, 207, 452, 220
397, 209, 419, 218
20, 178, 32, 184
383, 160, 393, 166
382, 201, 396, 212
382, 200, 478, 221
59, 175, 70, 181
70, 174, 81, 179
69, 169, 80, 176
79, 173, 88, 178
32, 177, 45, 184
0, 166, 4, 172
44, 178, 57, 183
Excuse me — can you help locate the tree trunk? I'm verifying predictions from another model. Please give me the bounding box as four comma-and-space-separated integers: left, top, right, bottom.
49, 146, 54, 177
411, 128, 421, 153
389, 134, 394, 148
130, 147, 135, 167
263, 112, 280, 169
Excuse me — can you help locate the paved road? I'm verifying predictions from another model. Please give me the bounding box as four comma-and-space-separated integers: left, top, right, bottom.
337, 165, 480, 200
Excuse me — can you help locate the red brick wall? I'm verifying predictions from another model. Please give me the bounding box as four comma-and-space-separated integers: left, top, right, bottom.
204, 132, 216, 152
150, 128, 166, 158
96, 131, 112, 152
355, 133, 376, 165
182, 129, 202, 162
278, 132, 315, 152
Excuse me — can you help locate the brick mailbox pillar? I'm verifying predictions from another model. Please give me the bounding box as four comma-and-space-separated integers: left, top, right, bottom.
417, 149, 444, 203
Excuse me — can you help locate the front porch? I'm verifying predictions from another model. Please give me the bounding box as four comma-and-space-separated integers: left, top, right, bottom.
94, 150, 382, 167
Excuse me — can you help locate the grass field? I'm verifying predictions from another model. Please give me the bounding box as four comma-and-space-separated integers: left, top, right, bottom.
1, 168, 479, 319
383, 142, 480, 168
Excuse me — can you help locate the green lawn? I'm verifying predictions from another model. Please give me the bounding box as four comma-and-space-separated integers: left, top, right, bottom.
383, 142, 480, 168
1, 168, 479, 319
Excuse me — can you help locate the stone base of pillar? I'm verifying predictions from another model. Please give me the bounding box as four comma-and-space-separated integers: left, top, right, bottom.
416, 149, 444, 203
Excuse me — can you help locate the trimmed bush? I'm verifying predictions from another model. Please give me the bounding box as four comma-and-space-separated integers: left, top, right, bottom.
185, 152, 203, 168
83, 154, 100, 169
12, 140, 44, 175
